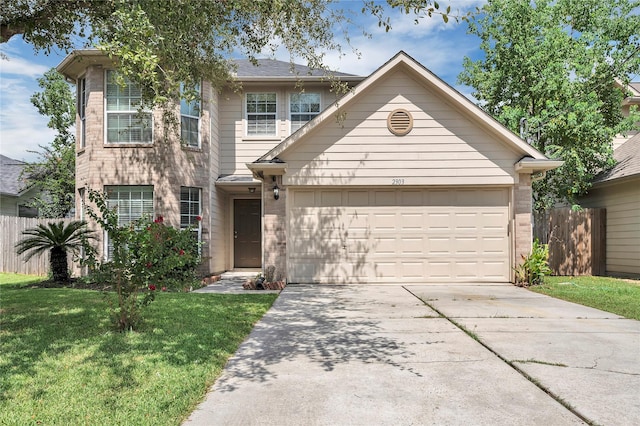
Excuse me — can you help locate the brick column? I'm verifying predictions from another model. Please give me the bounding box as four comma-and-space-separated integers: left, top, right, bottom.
514, 173, 533, 267
262, 175, 287, 281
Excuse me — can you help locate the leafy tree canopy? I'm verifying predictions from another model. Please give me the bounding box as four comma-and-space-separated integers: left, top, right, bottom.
21, 68, 76, 218
459, 0, 640, 211
1, 0, 464, 105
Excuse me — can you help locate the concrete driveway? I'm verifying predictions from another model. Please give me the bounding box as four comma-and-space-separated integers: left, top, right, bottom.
184, 284, 640, 426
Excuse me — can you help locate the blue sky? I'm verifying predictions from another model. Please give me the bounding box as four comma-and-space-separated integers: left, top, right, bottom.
0, 0, 483, 161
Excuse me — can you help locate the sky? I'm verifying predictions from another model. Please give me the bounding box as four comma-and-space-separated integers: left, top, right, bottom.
0, 1, 488, 162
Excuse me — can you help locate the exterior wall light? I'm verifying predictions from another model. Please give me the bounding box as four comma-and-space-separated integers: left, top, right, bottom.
272, 176, 280, 200
249, 187, 256, 193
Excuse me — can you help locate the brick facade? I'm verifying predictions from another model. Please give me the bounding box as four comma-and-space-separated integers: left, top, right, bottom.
514, 173, 533, 266
262, 175, 287, 281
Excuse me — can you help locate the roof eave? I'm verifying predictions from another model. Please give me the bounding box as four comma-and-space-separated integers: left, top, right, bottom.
514, 158, 564, 174
56, 49, 115, 82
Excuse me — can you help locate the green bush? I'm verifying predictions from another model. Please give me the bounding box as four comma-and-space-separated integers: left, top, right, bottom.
83, 190, 201, 331
514, 239, 552, 287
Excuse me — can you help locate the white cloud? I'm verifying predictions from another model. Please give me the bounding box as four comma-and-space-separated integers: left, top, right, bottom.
0, 56, 49, 78
0, 39, 65, 162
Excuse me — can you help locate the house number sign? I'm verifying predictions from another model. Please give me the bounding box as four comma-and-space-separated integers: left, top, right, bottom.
391, 178, 405, 185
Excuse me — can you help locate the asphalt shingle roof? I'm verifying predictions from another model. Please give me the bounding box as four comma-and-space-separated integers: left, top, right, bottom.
232, 58, 357, 78
0, 155, 28, 196
594, 133, 640, 183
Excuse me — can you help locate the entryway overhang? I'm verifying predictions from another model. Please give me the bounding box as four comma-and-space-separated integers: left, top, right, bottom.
246, 161, 288, 181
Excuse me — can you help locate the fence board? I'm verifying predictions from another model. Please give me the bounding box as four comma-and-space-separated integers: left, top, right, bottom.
548, 208, 606, 276
0, 216, 74, 276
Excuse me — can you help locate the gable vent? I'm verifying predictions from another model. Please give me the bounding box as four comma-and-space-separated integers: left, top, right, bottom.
387, 109, 413, 136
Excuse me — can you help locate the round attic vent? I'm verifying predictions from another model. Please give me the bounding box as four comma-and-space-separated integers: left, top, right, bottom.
387, 109, 413, 135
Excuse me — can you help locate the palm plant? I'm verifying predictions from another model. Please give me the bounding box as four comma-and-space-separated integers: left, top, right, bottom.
15, 220, 95, 282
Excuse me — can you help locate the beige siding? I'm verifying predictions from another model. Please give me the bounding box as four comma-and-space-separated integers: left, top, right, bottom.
581, 179, 640, 275
281, 70, 522, 186
219, 85, 338, 175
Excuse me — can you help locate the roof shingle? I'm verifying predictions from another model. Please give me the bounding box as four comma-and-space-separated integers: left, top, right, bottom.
594, 133, 640, 183
0, 155, 28, 196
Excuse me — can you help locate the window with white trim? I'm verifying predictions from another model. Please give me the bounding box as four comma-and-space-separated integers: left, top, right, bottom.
290, 93, 320, 132
246, 92, 277, 135
180, 83, 200, 147
78, 77, 87, 147
104, 185, 154, 259
180, 187, 202, 243
105, 70, 153, 143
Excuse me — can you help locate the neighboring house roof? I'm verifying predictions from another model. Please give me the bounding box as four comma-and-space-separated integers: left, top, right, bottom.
629, 82, 640, 96
593, 133, 640, 184
0, 154, 28, 197
252, 51, 561, 174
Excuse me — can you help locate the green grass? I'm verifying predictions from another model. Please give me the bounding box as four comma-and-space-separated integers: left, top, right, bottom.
0, 274, 277, 425
0, 273, 46, 288
530, 275, 640, 320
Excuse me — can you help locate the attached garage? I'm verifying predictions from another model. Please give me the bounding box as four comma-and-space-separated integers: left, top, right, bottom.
288, 187, 510, 283
249, 52, 562, 284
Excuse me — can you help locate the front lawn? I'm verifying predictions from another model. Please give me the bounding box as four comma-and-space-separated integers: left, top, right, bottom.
0, 274, 277, 425
530, 275, 640, 320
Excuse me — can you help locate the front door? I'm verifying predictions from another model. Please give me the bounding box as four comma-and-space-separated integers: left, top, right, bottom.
234, 199, 261, 268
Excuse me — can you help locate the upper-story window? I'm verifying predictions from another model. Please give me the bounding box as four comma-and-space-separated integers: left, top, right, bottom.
105, 70, 153, 144
78, 77, 87, 148
246, 93, 277, 136
290, 93, 321, 132
180, 83, 200, 148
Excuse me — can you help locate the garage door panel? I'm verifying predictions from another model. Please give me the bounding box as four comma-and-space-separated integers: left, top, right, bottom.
289, 188, 510, 283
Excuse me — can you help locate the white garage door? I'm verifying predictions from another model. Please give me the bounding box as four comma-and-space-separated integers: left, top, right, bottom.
288, 188, 510, 283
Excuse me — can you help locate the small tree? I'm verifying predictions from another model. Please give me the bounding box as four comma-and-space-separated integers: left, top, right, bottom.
15, 220, 95, 282
84, 189, 200, 331
21, 69, 76, 218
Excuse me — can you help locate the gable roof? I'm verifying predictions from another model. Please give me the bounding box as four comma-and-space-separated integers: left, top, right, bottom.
252, 51, 560, 174
0, 155, 28, 196
593, 133, 640, 184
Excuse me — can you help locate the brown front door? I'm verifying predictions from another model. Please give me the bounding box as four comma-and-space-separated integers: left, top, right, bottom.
234, 199, 261, 268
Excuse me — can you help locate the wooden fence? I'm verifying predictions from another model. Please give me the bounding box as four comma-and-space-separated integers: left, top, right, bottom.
0, 216, 74, 276
546, 208, 606, 276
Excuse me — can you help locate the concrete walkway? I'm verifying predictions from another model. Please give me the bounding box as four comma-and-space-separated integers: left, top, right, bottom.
184, 284, 640, 426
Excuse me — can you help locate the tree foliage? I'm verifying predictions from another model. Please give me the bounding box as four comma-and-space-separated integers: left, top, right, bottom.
1, 0, 463, 105
20, 68, 76, 218
458, 0, 640, 210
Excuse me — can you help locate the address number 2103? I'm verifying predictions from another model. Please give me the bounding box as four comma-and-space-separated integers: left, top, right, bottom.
391, 178, 405, 185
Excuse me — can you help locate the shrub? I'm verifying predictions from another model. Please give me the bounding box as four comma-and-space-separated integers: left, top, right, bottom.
83, 190, 200, 331
514, 239, 552, 287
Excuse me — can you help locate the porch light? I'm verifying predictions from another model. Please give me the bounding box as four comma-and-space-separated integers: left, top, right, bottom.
249, 187, 256, 193
272, 176, 280, 200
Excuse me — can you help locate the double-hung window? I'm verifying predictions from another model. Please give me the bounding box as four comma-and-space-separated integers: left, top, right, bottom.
290, 93, 320, 132
78, 77, 87, 147
105, 70, 153, 143
181, 83, 200, 147
246, 93, 277, 136
180, 187, 201, 243
104, 185, 154, 259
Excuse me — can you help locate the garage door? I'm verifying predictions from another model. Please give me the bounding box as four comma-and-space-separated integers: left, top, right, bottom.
288, 188, 510, 283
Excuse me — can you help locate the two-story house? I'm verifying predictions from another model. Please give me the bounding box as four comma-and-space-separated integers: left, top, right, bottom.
57, 50, 561, 284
